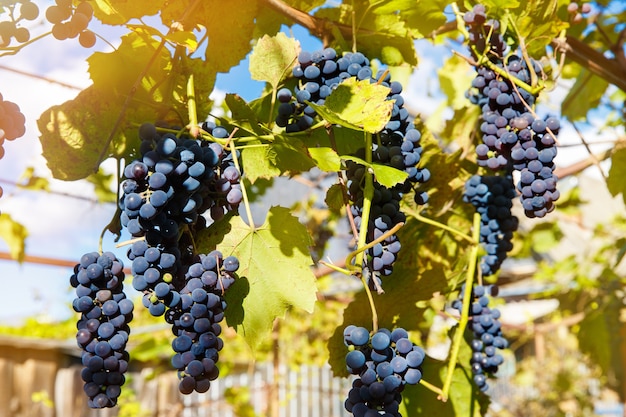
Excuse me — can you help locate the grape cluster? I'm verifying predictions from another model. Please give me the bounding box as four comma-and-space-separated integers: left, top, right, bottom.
567, 2, 592, 24
275, 47, 429, 288
0, 1, 39, 46
45, 0, 95, 47
166, 251, 238, 394
343, 326, 425, 417
464, 4, 560, 218
452, 284, 507, 392
119, 122, 242, 317
114, 122, 243, 399
463, 175, 518, 276
0, 93, 25, 158
70, 252, 133, 408
120, 123, 242, 244
200, 121, 244, 220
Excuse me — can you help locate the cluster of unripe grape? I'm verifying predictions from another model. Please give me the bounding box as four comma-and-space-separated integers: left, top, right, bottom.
45, 0, 96, 47
567, 2, 592, 24
0, 1, 39, 46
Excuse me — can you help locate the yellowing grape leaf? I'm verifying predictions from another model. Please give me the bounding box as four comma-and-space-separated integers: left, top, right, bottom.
0, 214, 27, 263
308, 78, 393, 133
250, 32, 299, 90
198, 206, 317, 349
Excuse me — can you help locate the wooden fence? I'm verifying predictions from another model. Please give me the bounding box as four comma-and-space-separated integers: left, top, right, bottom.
0, 335, 352, 417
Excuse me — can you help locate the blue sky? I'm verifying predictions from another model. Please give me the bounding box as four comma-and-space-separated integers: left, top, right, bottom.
0, 1, 622, 326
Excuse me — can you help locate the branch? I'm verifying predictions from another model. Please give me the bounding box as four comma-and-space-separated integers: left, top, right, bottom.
552, 35, 626, 92
553, 146, 615, 179
260, 0, 382, 46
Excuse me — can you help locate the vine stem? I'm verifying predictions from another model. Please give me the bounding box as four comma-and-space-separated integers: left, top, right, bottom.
419, 378, 446, 398
228, 139, 255, 231
186, 73, 199, 137
353, 131, 379, 331
115, 236, 146, 248
441, 211, 481, 401
344, 222, 404, 274
403, 206, 475, 245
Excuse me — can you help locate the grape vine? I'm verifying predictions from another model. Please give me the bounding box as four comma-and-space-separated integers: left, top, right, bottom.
1, 0, 611, 413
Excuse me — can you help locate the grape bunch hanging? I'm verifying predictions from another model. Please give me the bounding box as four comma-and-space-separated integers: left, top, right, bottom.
451, 284, 508, 392
276, 47, 430, 292
71, 122, 243, 407
465, 3, 560, 220
343, 326, 425, 417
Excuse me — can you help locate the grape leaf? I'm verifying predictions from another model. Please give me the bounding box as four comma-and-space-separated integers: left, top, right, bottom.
315, 2, 418, 65
91, 0, 164, 25
562, 70, 609, 121
87, 170, 117, 204
341, 155, 408, 188
607, 143, 626, 205
249, 32, 299, 90
240, 141, 280, 184
308, 78, 393, 133
268, 136, 316, 174
0, 213, 27, 263
308, 147, 341, 172
37, 86, 123, 180
225, 94, 264, 135
300, 126, 365, 158
402, 0, 449, 38
17, 167, 49, 192
197, 206, 317, 349
325, 183, 346, 211
439, 55, 474, 110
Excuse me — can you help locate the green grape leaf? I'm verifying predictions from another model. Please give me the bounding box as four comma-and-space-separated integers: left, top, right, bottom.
300, 126, 365, 159
161, 0, 259, 74
225, 94, 264, 135
577, 299, 622, 381
325, 183, 346, 211
39, 32, 214, 181
562, 70, 609, 121
87, 170, 117, 204
0, 213, 28, 263
240, 141, 280, 184
607, 143, 626, 205
37, 86, 122, 180
315, 4, 417, 64
342, 155, 408, 188
528, 222, 564, 254
268, 136, 316, 174
200, 0, 259, 74
308, 147, 341, 172
402, 0, 449, 38
307, 78, 393, 133
197, 206, 317, 349
249, 32, 299, 90
439, 55, 474, 110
